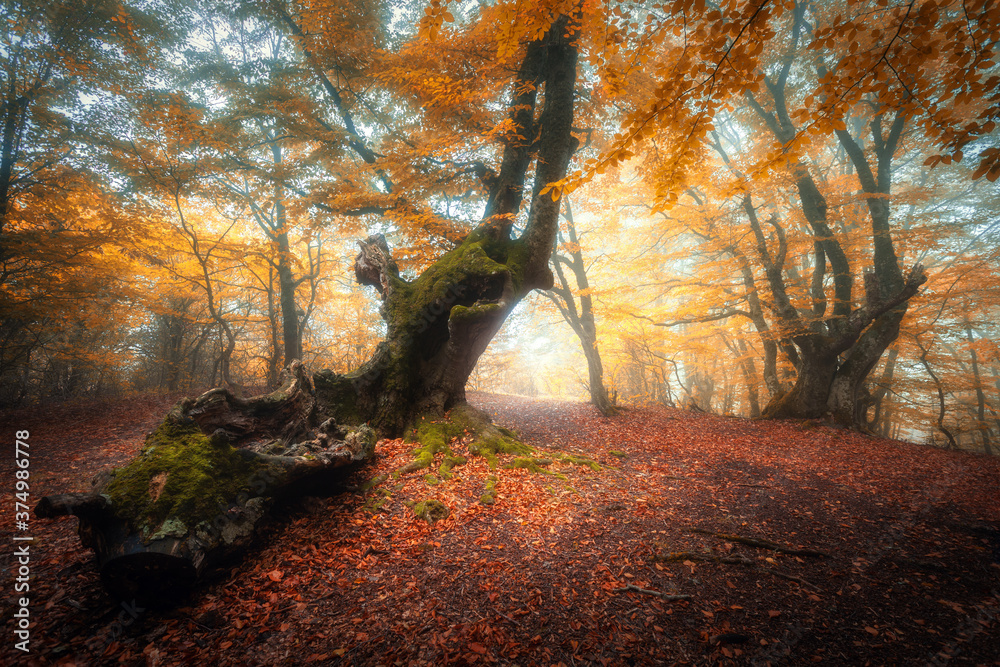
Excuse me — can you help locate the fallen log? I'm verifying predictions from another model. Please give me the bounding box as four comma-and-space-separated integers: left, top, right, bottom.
35, 361, 376, 606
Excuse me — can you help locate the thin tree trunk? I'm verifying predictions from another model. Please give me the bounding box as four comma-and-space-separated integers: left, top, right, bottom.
267, 264, 281, 388
544, 198, 615, 415
917, 337, 958, 450
867, 347, 898, 433
726, 334, 761, 418
272, 170, 302, 365
965, 320, 993, 455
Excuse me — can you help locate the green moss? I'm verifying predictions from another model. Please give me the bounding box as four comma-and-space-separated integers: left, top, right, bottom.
450, 302, 502, 322
504, 239, 531, 292
103, 418, 269, 540
312, 370, 363, 426
439, 454, 466, 480
480, 475, 498, 505
411, 499, 449, 523
363, 487, 392, 514
398, 416, 459, 474
361, 473, 388, 492
557, 453, 602, 471
375, 236, 519, 410
510, 456, 552, 469
467, 428, 533, 470
386, 240, 510, 343
399, 404, 530, 475
504, 456, 566, 479
424, 473, 441, 486
608, 450, 627, 459
497, 426, 518, 439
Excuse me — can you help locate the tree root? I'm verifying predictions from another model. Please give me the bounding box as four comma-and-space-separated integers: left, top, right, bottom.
613, 583, 692, 601
653, 552, 819, 590
688, 528, 828, 557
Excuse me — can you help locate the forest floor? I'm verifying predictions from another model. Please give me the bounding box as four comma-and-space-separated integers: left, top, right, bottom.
1, 391, 999, 667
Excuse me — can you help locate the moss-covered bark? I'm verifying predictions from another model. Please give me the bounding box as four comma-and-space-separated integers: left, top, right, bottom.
318, 15, 580, 436
36, 362, 377, 604
35, 14, 581, 604
102, 419, 271, 539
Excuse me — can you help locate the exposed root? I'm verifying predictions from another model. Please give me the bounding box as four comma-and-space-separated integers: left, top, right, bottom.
614, 583, 692, 601
506, 456, 567, 479
654, 552, 819, 590
555, 453, 601, 471
399, 403, 529, 477
363, 487, 393, 514
654, 552, 753, 566
480, 476, 498, 505
395, 404, 602, 503
688, 528, 828, 557
408, 499, 449, 523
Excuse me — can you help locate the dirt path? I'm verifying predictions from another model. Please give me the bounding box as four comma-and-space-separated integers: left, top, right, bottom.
2, 392, 998, 666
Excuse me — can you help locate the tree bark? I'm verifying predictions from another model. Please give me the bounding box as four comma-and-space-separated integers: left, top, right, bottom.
277, 226, 302, 365
965, 320, 993, 455
726, 334, 761, 418
867, 346, 898, 435
731, 11, 923, 429
916, 336, 958, 449
271, 160, 303, 366
747, 92, 924, 427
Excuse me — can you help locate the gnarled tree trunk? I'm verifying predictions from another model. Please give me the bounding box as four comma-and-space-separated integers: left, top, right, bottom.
315, 15, 580, 434
36, 15, 581, 602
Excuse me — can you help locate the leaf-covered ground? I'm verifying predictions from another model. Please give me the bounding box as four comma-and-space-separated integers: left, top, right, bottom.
2, 392, 999, 666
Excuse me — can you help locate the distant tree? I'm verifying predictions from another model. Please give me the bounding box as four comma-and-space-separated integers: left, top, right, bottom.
544, 198, 616, 415
592, 0, 999, 428
0, 0, 180, 404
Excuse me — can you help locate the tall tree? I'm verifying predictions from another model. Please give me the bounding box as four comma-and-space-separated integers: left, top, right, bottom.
544, 198, 616, 415
186, 11, 338, 368
606, 0, 998, 428
36, 3, 587, 598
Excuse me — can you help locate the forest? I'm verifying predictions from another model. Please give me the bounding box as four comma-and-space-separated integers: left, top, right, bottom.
4, 0, 1000, 447
2, 0, 1000, 665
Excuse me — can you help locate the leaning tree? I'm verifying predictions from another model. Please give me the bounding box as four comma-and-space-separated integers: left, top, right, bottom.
37, 6, 582, 602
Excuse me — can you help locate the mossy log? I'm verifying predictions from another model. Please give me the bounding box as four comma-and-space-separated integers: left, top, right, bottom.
35, 362, 376, 605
